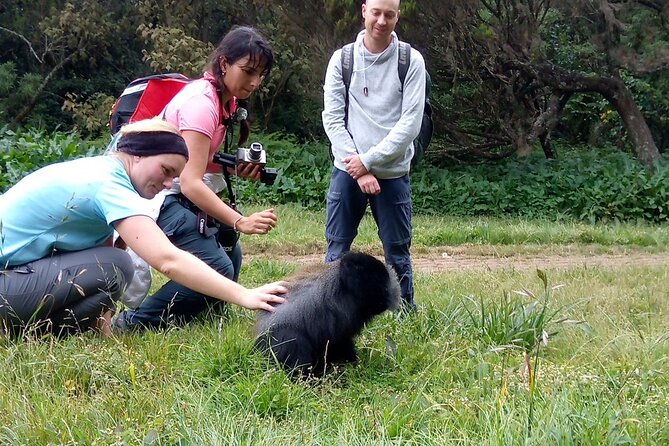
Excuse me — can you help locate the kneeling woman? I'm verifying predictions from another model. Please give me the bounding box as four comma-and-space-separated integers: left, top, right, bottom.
0, 119, 286, 337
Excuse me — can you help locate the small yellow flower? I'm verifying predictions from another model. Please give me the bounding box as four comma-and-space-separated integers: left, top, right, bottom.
64, 379, 76, 393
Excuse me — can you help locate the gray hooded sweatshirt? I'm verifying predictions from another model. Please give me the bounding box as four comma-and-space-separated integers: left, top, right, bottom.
322, 30, 426, 179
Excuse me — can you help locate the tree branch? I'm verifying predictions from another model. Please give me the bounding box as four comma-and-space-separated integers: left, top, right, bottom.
12, 51, 77, 126
0, 26, 43, 64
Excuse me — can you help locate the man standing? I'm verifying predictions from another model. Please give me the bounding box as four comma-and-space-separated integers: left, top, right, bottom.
322, 0, 426, 310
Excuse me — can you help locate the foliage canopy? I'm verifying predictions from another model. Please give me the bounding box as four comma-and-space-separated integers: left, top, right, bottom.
1, 0, 668, 167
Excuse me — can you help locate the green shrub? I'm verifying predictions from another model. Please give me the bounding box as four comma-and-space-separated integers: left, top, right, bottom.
411, 149, 669, 223
1, 128, 667, 224
0, 127, 103, 192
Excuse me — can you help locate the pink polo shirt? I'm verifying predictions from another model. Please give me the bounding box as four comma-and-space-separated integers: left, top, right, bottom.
162, 71, 237, 173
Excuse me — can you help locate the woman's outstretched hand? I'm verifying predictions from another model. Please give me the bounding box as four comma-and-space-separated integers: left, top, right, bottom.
236, 208, 277, 235
240, 281, 288, 312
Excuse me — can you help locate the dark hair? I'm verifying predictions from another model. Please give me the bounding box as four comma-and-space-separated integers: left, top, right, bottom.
209, 26, 274, 87
209, 26, 273, 146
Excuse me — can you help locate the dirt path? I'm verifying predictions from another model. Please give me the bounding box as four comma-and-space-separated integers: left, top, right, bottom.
250, 247, 669, 273
405, 250, 669, 273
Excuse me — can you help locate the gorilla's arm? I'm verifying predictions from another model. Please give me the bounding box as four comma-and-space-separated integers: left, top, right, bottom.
255, 324, 319, 376
326, 338, 358, 364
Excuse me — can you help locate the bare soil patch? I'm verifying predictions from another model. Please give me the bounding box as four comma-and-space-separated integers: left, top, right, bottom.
249, 246, 669, 273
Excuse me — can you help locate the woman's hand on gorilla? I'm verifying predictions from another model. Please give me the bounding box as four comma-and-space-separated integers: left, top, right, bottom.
241, 281, 288, 312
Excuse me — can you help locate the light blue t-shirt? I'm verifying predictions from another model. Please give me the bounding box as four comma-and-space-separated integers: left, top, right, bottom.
0, 156, 152, 267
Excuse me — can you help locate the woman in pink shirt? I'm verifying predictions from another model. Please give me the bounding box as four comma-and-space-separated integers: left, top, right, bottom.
116, 26, 278, 330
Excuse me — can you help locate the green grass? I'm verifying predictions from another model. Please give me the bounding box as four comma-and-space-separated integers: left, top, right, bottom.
1, 206, 668, 444
240, 203, 669, 256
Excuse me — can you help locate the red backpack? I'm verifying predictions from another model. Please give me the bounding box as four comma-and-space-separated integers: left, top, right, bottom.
109, 73, 191, 135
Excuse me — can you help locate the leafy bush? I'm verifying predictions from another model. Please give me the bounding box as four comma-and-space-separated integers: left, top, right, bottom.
0, 127, 103, 192
234, 136, 668, 223
411, 149, 669, 223
61, 92, 117, 138
2, 128, 667, 224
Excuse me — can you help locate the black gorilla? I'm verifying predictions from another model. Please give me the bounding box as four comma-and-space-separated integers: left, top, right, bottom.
254, 252, 401, 377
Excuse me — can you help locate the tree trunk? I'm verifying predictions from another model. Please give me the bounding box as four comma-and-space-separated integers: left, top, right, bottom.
528, 91, 573, 160
263, 70, 294, 130
539, 133, 555, 159
601, 78, 662, 170
505, 61, 662, 170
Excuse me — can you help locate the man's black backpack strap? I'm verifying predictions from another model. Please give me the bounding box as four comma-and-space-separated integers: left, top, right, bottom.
341, 43, 355, 127
397, 42, 434, 166
397, 41, 410, 89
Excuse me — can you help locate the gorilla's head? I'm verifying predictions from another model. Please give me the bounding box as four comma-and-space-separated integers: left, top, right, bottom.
336, 251, 401, 316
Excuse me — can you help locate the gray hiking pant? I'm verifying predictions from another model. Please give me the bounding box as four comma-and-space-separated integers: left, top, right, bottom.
0, 247, 133, 337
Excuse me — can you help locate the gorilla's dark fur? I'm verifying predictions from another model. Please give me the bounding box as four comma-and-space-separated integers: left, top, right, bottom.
254, 252, 401, 377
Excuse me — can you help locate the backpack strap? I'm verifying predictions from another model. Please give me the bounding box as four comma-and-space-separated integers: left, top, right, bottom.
340, 43, 355, 127
222, 165, 237, 211
397, 41, 411, 90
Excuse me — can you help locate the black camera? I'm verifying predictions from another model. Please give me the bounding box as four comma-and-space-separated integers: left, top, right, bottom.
212, 142, 278, 186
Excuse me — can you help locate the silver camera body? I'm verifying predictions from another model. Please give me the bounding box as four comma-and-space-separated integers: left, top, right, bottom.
236, 142, 266, 166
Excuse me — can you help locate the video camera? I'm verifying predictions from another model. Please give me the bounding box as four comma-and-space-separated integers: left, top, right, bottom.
212, 142, 278, 186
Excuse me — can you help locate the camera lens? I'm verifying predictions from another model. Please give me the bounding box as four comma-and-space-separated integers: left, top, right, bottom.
249, 143, 263, 162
